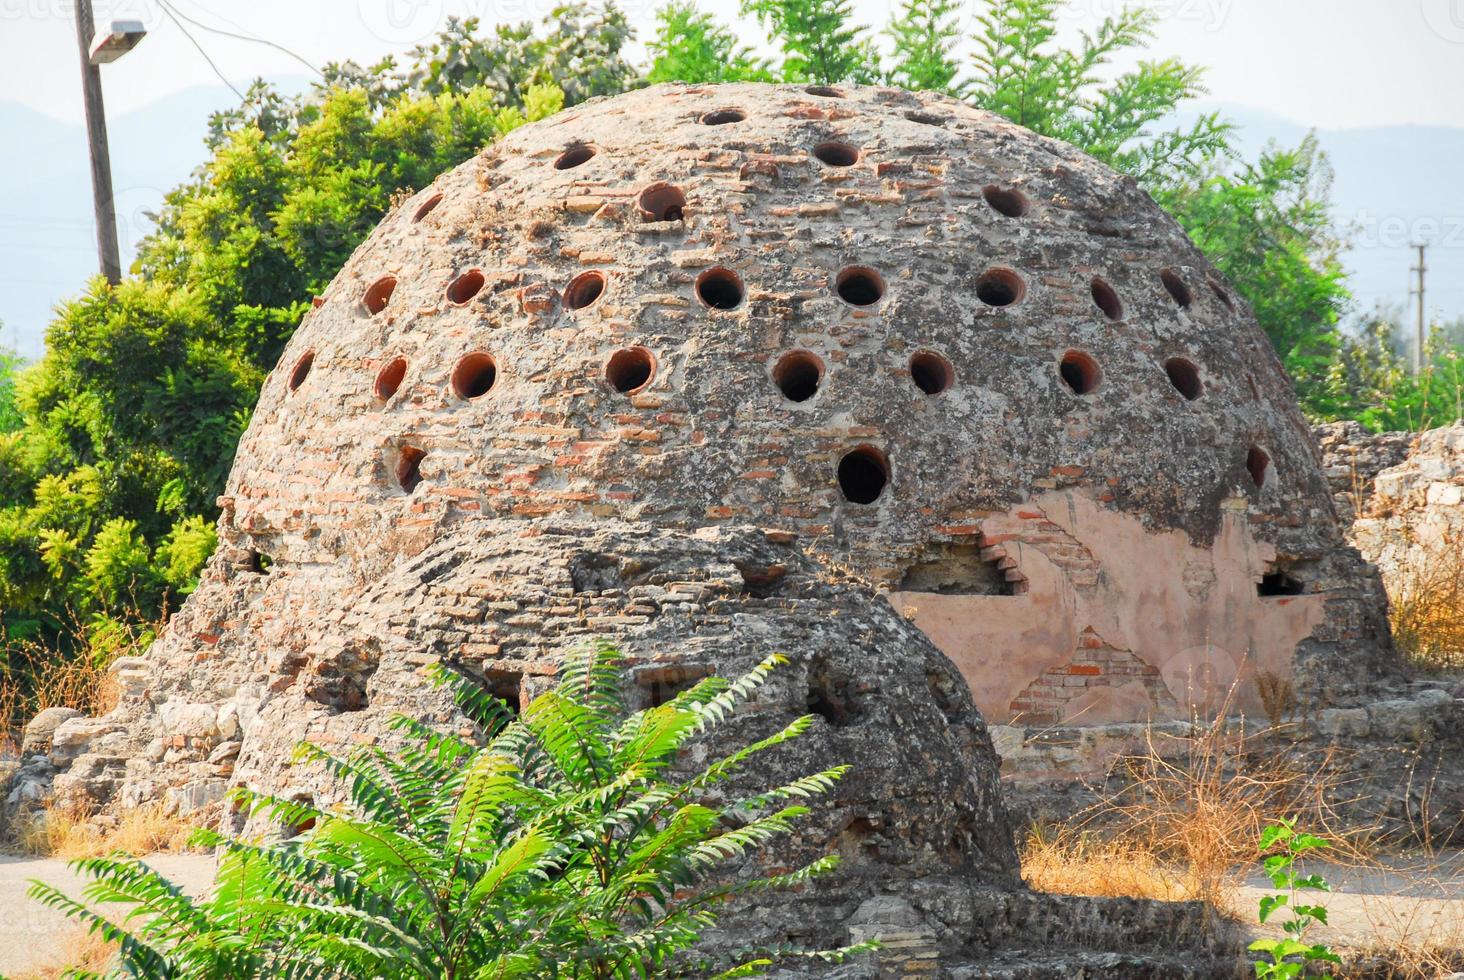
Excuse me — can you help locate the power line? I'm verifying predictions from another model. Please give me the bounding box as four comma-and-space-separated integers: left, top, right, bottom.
155, 0, 322, 77
156, 2, 245, 101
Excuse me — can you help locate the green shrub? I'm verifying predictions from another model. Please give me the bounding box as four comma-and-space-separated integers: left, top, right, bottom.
30, 644, 870, 978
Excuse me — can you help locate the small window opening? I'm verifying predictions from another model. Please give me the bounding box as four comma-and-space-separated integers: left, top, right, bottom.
1059, 351, 1101, 395
1258, 570, 1304, 597
1164, 357, 1203, 401
838, 446, 889, 505
564, 270, 607, 310
1161, 268, 1194, 308
812, 141, 859, 167
1247, 445, 1271, 488
700, 108, 745, 125
413, 193, 443, 222
1091, 277, 1123, 320
447, 269, 485, 305
452, 352, 497, 400
637, 182, 686, 222
909, 351, 954, 395
975, 267, 1025, 307
363, 276, 396, 315
374, 357, 407, 401
288, 351, 314, 392
835, 266, 884, 306
982, 185, 1029, 218
606, 347, 655, 394
554, 144, 596, 170
695, 267, 744, 309
772, 350, 824, 402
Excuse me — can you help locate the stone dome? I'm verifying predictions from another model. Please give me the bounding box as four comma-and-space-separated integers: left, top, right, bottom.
39, 81, 1391, 971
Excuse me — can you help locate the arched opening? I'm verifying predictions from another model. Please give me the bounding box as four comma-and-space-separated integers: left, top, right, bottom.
451, 352, 497, 400
805, 85, 843, 98
564, 270, 607, 310
363, 275, 396, 315
1247, 445, 1271, 488
837, 446, 889, 505
554, 144, 596, 170
1258, 570, 1304, 597
1090, 276, 1123, 321
1164, 357, 1204, 400
909, 351, 954, 395
1059, 350, 1101, 395
374, 357, 407, 402
700, 108, 745, 125
287, 351, 314, 393
1208, 277, 1236, 311
835, 266, 884, 306
394, 445, 426, 494
412, 192, 443, 223
976, 267, 1025, 307
812, 141, 859, 167
637, 182, 686, 222
982, 185, 1029, 217
605, 347, 655, 394
772, 350, 824, 402
695, 267, 744, 309
447, 269, 485, 305
1161, 268, 1194, 308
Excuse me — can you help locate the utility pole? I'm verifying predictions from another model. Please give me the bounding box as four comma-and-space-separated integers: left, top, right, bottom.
1408, 243, 1428, 374
74, 0, 122, 285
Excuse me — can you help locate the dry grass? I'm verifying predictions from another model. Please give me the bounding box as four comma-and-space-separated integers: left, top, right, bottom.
0, 609, 160, 754
9, 800, 197, 860
9, 925, 117, 980
1021, 825, 1197, 901
1386, 530, 1464, 672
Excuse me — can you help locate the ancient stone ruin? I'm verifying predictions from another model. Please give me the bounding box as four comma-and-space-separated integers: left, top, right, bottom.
11, 82, 1415, 972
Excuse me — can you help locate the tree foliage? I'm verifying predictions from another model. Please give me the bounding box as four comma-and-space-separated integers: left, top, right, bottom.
30, 646, 868, 978
646, 3, 774, 84
885, 0, 966, 96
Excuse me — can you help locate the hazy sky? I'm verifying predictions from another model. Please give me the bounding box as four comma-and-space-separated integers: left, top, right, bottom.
3, 0, 1464, 129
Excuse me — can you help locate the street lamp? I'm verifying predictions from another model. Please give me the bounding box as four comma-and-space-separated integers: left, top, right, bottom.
73, 4, 146, 285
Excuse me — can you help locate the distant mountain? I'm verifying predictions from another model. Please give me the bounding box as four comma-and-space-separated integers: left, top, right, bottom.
2, 90, 1460, 360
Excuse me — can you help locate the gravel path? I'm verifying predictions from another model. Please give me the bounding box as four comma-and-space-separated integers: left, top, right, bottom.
0, 851, 215, 977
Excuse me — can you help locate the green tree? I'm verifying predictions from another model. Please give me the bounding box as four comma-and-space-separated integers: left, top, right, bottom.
32, 647, 869, 978
741, 0, 881, 84
646, 2, 775, 84
969, 0, 1230, 195
0, 341, 21, 434
885, 0, 965, 96
1166, 137, 1351, 417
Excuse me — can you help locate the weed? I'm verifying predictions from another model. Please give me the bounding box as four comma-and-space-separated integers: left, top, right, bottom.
1249, 819, 1340, 979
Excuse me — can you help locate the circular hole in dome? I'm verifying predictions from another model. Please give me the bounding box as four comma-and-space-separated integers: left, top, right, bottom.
975, 267, 1026, 307
554, 144, 597, 170
374, 357, 407, 402
1247, 445, 1271, 488
288, 351, 314, 393
1090, 276, 1123, 321
1164, 357, 1204, 401
838, 446, 889, 505
835, 266, 885, 306
447, 269, 485, 306
805, 85, 844, 98
812, 141, 859, 167
564, 270, 607, 311
700, 108, 746, 125
413, 193, 443, 223
1059, 350, 1101, 395
1161, 268, 1194, 308
695, 267, 744, 310
909, 351, 954, 395
363, 276, 396, 315
905, 110, 947, 127
772, 350, 824, 402
1208, 277, 1236, 311
451, 352, 497, 400
982, 185, 1029, 218
637, 182, 687, 222
606, 347, 655, 394
394, 445, 426, 494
